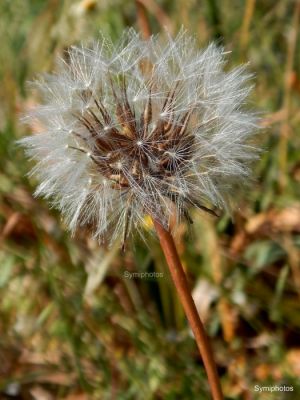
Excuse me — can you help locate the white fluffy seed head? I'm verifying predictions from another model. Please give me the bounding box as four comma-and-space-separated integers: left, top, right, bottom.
19, 29, 260, 246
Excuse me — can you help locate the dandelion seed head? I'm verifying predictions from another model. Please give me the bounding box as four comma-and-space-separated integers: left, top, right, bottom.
19, 29, 260, 245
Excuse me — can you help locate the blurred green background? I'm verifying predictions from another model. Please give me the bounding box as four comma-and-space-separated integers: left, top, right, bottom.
1, 0, 300, 399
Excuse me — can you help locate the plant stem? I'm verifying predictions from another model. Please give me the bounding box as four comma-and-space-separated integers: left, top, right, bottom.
152, 218, 223, 400
136, 0, 151, 39
239, 0, 256, 54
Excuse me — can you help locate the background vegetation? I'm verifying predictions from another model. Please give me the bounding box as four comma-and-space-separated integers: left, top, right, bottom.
1, 0, 300, 398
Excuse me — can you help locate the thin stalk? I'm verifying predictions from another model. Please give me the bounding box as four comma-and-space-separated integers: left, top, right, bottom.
152, 218, 223, 400
239, 0, 256, 54
136, 0, 151, 39
278, 1, 300, 190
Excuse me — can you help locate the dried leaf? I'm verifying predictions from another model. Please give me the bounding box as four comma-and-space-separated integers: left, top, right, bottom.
246, 206, 300, 235
192, 279, 219, 322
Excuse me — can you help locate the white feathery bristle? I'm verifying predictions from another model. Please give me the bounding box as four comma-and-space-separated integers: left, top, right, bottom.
19, 29, 260, 245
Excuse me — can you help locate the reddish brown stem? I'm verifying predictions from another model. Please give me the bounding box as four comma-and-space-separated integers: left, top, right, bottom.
136, 0, 151, 39
153, 219, 223, 400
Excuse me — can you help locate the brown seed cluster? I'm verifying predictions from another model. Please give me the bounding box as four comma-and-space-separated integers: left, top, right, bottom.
73, 80, 194, 192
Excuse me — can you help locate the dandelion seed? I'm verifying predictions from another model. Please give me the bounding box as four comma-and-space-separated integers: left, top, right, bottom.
19, 29, 260, 246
